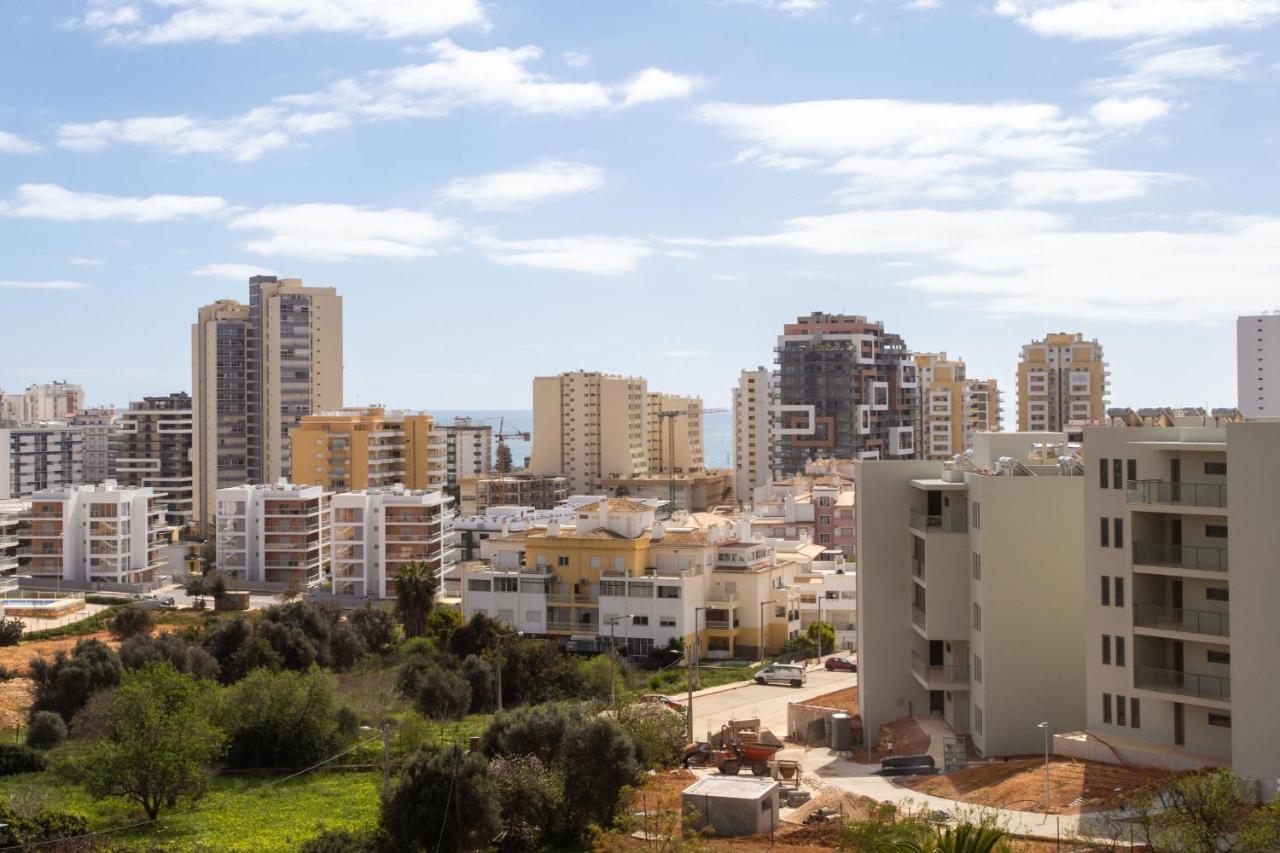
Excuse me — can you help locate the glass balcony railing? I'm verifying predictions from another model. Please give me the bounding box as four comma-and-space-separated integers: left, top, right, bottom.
1134, 604, 1230, 637
911, 650, 970, 684
1132, 543, 1228, 572
1127, 480, 1227, 508
1136, 667, 1230, 702
909, 508, 968, 533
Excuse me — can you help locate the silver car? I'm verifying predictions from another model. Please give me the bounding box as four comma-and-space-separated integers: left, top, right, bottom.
755, 664, 807, 688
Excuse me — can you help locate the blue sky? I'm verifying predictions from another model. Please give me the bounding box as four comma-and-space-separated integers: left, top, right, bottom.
1, 1, 1278, 416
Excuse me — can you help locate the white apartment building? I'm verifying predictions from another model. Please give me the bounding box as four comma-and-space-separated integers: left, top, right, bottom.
1236, 313, 1280, 418
69, 407, 118, 485
1075, 417, 1280, 797
19, 382, 85, 422
0, 501, 23, 577
330, 486, 457, 599
528, 371, 650, 494
215, 481, 330, 589
791, 549, 857, 651
19, 481, 168, 588
433, 418, 492, 490
732, 367, 774, 502
0, 424, 84, 500
857, 433, 1086, 757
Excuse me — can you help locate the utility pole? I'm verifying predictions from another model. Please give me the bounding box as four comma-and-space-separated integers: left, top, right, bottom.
687, 606, 705, 743
1037, 720, 1050, 813
605, 614, 635, 713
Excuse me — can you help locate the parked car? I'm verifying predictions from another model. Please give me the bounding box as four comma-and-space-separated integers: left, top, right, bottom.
755, 664, 807, 688
639, 694, 686, 713
825, 656, 857, 672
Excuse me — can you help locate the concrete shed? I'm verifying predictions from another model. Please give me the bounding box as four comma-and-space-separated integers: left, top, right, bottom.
681, 776, 780, 838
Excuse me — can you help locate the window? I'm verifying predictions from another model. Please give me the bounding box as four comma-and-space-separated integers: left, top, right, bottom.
526, 610, 541, 623
1116, 695, 1127, 727
1102, 693, 1112, 724
974, 705, 983, 735
1130, 698, 1140, 729
613, 556, 625, 571
973, 654, 983, 684
972, 501, 981, 529
1100, 517, 1110, 547
557, 555, 570, 566
1100, 458, 1109, 489
1204, 462, 1226, 476
1101, 576, 1111, 606
972, 553, 981, 580
660, 617, 676, 627
632, 615, 649, 626
590, 556, 602, 568
600, 580, 626, 597
1113, 518, 1124, 549
1206, 525, 1228, 539
657, 586, 680, 599
494, 577, 517, 593
1208, 713, 1232, 728
1206, 587, 1229, 602
629, 583, 654, 598
973, 603, 982, 632
1113, 459, 1123, 489
467, 579, 491, 592
1116, 636, 1126, 667
1207, 649, 1231, 665
1127, 459, 1137, 483
1115, 577, 1125, 608
1102, 634, 1111, 665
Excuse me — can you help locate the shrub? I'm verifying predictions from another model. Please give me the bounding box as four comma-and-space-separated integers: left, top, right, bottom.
202, 615, 251, 673
499, 639, 581, 706
481, 703, 581, 766
0, 618, 24, 646
255, 620, 318, 670
106, 606, 154, 640
348, 607, 397, 655
449, 613, 506, 659
299, 827, 381, 853
576, 654, 623, 701
29, 638, 123, 721
0, 664, 18, 682
381, 748, 500, 852
0, 744, 46, 776
459, 654, 495, 713
24, 711, 67, 751
399, 636, 432, 659
120, 632, 221, 681
489, 754, 562, 849
561, 716, 640, 834
327, 622, 367, 671
218, 667, 343, 769
412, 663, 471, 729
619, 702, 686, 770
228, 635, 284, 680
0, 800, 89, 847
426, 608, 460, 649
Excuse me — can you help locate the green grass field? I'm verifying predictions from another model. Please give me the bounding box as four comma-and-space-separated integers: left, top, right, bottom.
644, 662, 759, 694
0, 769, 380, 850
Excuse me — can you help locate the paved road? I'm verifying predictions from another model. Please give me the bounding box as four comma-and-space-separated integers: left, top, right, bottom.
675, 668, 856, 740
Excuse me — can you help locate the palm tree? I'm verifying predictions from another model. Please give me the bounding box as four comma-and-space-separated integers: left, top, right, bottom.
395, 561, 438, 639
896, 824, 1008, 853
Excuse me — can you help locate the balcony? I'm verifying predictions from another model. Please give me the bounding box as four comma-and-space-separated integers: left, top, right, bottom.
911, 558, 925, 581
909, 508, 968, 534
1127, 480, 1227, 510
1136, 667, 1230, 703
911, 606, 926, 631
911, 650, 970, 688
1133, 543, 1228, 573
1134, 605, 1230, 638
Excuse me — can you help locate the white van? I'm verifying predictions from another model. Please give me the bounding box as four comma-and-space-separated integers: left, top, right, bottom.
755, 664, 807, 688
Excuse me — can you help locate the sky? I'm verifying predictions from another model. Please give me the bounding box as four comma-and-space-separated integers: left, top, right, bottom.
1, 1, 1278, 416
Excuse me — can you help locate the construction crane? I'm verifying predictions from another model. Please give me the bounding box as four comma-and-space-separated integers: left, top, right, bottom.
489, 416, 530, 478
655, 409, 688, 516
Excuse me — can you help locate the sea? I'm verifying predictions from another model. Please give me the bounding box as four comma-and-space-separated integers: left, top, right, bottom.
430, 409, 734, 470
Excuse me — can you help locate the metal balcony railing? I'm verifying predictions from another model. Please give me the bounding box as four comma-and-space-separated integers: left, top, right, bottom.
911, 650, 970, 684
1127, 480, 1227, 509
1136, 667, 1231, 702
1134, 604, 1230, 637
1133, 543, 1228, 572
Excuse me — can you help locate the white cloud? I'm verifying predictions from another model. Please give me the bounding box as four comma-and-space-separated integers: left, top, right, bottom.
0, 280, 88, 291
1090, 95, 1170, 125
731, 0, 827, 13
0, 131, 42, 154
192, 262, 278, 280
439, 161, 605, 210
476, 235, 653, 274
562, 51, 591, 68
230, 203, 455, 260
0, 183, 227, 222
617, 68, 703, 108
905, 0, 941, 9
995, 0, 1280, 39
70, 257, 105, 267
73, 0, 487, 44
1010, 168, 1179, 203
698, 96, 1170, 203
1089, 43, 1252, 94
59, 41, 699, 160
709, 206, 1280, 320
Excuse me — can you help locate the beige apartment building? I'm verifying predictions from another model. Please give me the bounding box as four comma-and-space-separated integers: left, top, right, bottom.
1017, 333, 1107, 432
459, 473, 569, 516
289, 408, 451, 494
18, 382, 85, 422
528, 371, 650, 494
192, 277, 343, 529
1074, 415, 1280, 797
915, 353, 1002, 460
857, 432, 1086, 757
648, 393, 703, 474
732, 367, 774, 502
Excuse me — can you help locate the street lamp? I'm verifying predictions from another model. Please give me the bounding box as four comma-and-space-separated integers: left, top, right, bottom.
687, 606, 706, 743
604, 613, 636, 712
358, 720, 395, 791
1037, 720, 1050, 813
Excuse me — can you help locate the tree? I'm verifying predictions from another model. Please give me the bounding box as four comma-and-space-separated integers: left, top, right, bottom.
328, 622, 368, 670
107, 606, 154, 640
24, 711, 67, 750
381, 747, 501, 852
218, 667, 343, 769
412, 663, 471, 737
426, 608, 460, 649
348, 606, 398, 655
459, 654, 495, 713
0, 618, 24, 647
776, 634, 817, 663
618, 702, 686, 770
500, 638, 582, 706
1122, 769, 1280, 853
29, 638, 123, 721
227, 635, 284, 681
481, 702, 581, 767
205, 570, 228, 601
576, 654, 624, 702
120, 632, 221, 681
185, 572, 208, 605
496, 442, 513, 475
450, 612, 506, 659
489, 754, 562, 850
806, 620, 835, 656
394, 562, 437, 639
80, 663, 223, 820
560, 715, 640, 838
